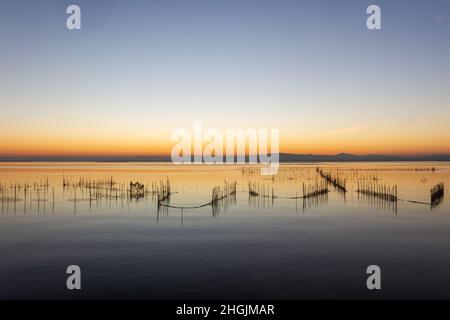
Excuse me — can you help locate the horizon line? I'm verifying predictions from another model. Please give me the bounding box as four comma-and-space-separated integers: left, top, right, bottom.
1, 152, 450, 162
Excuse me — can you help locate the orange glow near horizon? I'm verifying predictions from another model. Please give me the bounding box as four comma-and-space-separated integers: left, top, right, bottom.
1, 131, 449, 157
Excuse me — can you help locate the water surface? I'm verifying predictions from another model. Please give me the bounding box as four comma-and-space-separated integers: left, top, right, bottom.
0, 162, 449, 299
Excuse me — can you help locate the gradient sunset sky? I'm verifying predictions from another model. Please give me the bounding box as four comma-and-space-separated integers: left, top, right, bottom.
0, 0, 449, 157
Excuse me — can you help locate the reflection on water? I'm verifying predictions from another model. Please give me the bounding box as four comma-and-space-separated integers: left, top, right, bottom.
357, 188, 398, 213
1, 162, 446, 217
0, 162, 449, 299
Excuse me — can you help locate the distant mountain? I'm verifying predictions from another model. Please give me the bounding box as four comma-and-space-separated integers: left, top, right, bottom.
1, 153, 450, 162
278, 153, 450, 162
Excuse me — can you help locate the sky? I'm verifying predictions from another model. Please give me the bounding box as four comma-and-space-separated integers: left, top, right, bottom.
0, 0, 449, 157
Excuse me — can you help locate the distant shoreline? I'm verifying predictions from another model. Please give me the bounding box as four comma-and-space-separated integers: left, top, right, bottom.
1, 153, 450, 163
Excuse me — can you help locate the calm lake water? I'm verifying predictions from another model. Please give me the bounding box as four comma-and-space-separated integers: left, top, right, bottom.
0, 162, 449, 299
